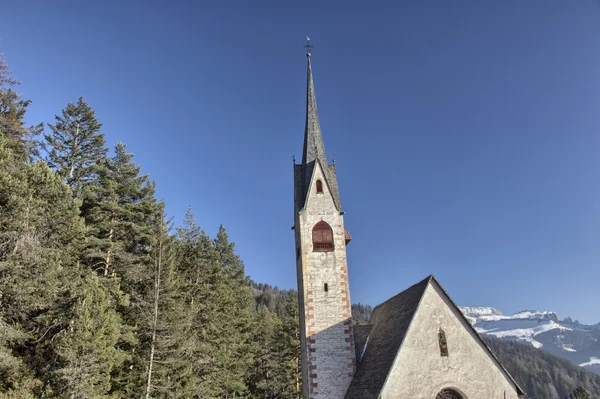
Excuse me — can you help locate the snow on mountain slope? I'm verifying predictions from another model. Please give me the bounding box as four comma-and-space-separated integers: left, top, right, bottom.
460, 307, 600, 375
580, 357, 600, 367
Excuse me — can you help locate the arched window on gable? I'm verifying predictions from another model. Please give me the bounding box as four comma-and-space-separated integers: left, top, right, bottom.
312, 221, 334, 251
316, 179, 323, 194
436, 388, 463, 399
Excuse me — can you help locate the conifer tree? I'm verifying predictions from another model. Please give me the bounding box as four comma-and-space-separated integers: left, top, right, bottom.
568, 387, 591, 399
84, 142, 159, 280
44, 97, 107, 199
174, 208, 215, 392
81, 143, 160, 395
247, 306, 279, 399
208, 226, 254, 398
277, 293, 302, 398
142, 209, 196, 398
53, 273, 128, 399
0, 136, 124, 397
0, 54, 42, 161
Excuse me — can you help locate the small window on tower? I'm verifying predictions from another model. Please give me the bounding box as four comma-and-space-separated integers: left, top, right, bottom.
439, 328, 449, 357
324, 283, 328, 292
312, 221, 334, 251
316, 180, 323, 194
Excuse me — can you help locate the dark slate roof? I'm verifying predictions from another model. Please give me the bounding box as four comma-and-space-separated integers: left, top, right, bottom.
345, 276, 431, 399
345, 276, 526, 398
294, 54, 342, 212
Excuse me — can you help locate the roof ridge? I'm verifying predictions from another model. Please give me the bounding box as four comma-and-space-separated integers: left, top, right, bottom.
370, 275, 433, 317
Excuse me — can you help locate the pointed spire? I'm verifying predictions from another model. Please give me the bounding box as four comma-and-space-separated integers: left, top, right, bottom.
294, 47, 343, 211
302, 53, 328, 167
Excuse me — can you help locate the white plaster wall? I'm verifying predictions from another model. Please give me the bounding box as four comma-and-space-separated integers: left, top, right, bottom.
380, 282, 521, 399
295, 162, 354, 399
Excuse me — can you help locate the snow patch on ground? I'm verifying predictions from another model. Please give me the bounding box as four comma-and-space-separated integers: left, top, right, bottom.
580, 357, 600, 367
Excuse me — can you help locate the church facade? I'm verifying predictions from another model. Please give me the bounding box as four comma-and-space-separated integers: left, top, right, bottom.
292, 51, 526, 399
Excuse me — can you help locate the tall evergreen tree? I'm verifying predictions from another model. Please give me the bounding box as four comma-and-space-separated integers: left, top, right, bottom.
0, 54, 42, 162
174, 208, 215, 393
84, 142, 158, 280
208, 226, 255, 398
142, 209, 196, 399
247, 306, 279, 399
0, 136, 124, 397
53, 273, 128, 399
44, 97, 107, 199
80, 143, 160, 395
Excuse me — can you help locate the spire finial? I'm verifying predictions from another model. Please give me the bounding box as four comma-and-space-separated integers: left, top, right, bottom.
304, 36, 313, 56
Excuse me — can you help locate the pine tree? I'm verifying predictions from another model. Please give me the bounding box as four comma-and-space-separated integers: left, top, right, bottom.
81, 143, 160, 395
0, 54, 42, 162
568, 387, 591, 399
84, 142, 158, 280
277, 293, 302, 398
44, 97, 107, 199
0, 139, 123, 397
209, 226, 254, 398
174, 208, 215, 393
142, 209, 195, 398
53, 273, 128, 399
247, 306, 279, 399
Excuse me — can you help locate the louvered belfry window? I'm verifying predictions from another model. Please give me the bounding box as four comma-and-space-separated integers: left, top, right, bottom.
312, 221, 334, 251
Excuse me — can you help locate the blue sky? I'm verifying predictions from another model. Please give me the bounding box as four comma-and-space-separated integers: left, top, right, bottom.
2, 0, 600, 324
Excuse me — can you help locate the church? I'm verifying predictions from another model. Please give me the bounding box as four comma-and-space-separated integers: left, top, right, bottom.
292, 49, 526, 399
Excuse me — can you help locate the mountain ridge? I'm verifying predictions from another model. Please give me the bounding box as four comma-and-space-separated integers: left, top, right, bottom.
460, 306, 600, 375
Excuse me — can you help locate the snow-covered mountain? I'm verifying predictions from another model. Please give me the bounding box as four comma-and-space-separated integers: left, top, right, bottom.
460, 307, 600, 375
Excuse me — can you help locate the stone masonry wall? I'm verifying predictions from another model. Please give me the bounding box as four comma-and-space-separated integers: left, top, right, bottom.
295, 163, 355, 399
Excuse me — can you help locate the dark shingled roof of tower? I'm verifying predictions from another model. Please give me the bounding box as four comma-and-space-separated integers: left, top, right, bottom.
345, 276, 431, 399
345, 276, 526, 398
294, 54, 342, 211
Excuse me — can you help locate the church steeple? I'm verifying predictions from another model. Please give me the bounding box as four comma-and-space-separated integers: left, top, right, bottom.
293, 46, 355, 399
302, 53, 328, 167
295, 51, 342, 211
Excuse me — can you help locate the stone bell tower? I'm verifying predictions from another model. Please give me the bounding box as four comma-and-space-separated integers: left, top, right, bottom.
293, 48, 355, 399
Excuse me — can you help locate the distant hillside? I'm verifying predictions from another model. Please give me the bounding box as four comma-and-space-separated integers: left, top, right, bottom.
250, 281, 297, 316
352, 303, 373, 324
461, 307, 600, 375
485, 337, 600, 399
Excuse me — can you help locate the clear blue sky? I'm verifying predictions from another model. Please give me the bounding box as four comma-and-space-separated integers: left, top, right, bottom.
2, 0, 600, 324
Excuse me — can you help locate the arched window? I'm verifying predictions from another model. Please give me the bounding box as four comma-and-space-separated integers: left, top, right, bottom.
436, 388, 463, 399
316, 179, 323, 193
312, 221, 334, 251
